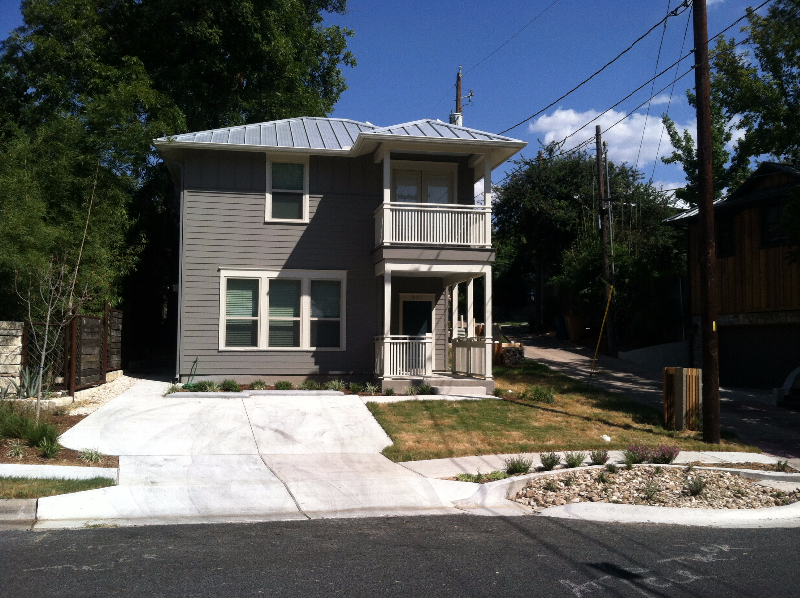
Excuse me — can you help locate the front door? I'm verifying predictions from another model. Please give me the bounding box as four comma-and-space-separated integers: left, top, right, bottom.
402, 301, 432, 336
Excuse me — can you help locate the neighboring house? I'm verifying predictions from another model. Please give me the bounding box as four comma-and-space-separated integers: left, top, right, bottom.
155, 117, 526, 393
664, 162, 800, 390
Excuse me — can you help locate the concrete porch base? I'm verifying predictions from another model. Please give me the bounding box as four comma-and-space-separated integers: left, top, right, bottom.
381, 375, 493, 395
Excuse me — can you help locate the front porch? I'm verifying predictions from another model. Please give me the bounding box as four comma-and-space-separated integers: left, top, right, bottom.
373, 267, 494, 394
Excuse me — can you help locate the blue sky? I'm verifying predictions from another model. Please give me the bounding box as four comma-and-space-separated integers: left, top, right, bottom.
0, 0, 764, 191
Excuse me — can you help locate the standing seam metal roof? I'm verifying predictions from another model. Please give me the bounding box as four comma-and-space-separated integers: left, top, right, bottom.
158, 117, 523, 150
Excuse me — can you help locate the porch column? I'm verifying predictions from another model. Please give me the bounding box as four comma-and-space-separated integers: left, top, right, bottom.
484, 269, 493, 380
382, 152, 392, 244
451, 284, 459, 340
467, 278, 475, 337
383, 270, 391, 377
484, 155, 493, 243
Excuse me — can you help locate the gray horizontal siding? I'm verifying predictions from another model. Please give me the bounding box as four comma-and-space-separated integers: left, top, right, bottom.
181, 149, 383, 378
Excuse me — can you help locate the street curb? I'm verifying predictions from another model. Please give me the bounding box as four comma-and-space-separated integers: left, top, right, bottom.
167, 390, 346, 398
0, 464, 118, 482
0, 498, 37, 530
454, 465, 800, 527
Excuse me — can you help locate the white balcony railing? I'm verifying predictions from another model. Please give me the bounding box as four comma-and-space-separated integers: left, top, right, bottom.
375, 202, 492, 248
451, 337, 487, 377
374, 334, 433, 377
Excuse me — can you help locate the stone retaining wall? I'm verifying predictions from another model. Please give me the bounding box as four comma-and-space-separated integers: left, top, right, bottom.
0, 321, 23, 391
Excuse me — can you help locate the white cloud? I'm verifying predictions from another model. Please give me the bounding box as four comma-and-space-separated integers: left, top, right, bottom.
707, 0, 726, 5
650, 93, 677, 106
527, 107, 695, 166
474, 178, 484, 204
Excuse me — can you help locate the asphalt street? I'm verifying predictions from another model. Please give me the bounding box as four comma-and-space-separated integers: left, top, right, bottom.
1, 516, 798, 597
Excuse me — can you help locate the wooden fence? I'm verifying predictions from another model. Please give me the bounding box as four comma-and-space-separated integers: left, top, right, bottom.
22, 304, 122, 395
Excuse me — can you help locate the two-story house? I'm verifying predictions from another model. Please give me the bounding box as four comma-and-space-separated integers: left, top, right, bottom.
155, 117, 526, 393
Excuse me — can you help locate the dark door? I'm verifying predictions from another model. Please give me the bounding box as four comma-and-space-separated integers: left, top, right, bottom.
402, 301, 432, 336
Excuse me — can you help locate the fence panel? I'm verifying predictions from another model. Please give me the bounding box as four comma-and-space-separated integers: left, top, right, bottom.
106, 309, 123, 371
76, 316, 103, 388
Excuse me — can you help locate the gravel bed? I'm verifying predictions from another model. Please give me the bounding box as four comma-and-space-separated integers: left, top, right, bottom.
70, 375, 141, 415
513, 465, 800, 511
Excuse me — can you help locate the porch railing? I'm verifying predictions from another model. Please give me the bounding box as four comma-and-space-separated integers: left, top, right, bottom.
451, 336, 487, 377
375, 202, 492, 247
374, 334, 433, 377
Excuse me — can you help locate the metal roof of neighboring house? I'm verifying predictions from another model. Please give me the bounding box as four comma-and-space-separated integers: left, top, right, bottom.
163, 117, 380, 151
663, 162, 800, 226
369, 119, 520, 143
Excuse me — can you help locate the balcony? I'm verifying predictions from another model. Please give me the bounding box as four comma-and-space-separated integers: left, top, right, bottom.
374, 202, 492, 248
374, 334, 434, 377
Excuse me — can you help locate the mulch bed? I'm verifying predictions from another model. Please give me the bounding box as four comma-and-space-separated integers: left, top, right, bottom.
1, 411, 118, 468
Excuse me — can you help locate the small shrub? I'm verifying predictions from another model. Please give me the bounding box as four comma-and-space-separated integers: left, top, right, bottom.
651, 444, 680, 464
564, 474, 576, 487
503, 455, 533, 475
348, 383, 364, 394
543, 480, 558, 492
38, 438, 60, 459
653, 466, 664, 475
456, 470, 507, 483
250, 380, 268, 390
522, 386, 554, 404
404, 385, 417, 395
191, 380, 218, 392
220, 379, 241, 392
776, 460, 790, 472
605, 463, 618, 474
25, 422, 58, 448
79, 448, 102, 463
596, 471, 610, 484
416, 384, 434, 396
564, 451, 587, 468
298, 380, 322, 391
642, 481, 660, 502
364, 383, 379, 395
274, 381, 293, 391
383, 387, 395, 396
623, 445, 653, 465
492, 388, 506, 398
624, 454, 635, 471
325, 380, 346, 392
590, 449, 609, 465
165, 384, 182, 395
685, 464, 695, 473
7, 440, 24, 458
540, 451, 560, 471
686, 477, 705, 496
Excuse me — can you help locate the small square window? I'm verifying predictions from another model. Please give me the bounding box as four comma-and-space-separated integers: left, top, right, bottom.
268, 160, 306, 221
762, 203, 787, 247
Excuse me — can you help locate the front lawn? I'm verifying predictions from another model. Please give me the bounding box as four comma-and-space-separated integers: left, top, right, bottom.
0, 476, 115, 499
367, 360, 760, 462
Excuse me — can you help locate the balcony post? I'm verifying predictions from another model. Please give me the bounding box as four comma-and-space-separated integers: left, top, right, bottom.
484, 155, 492, 244
383, 270, 391, 377
467, 277, 475, 337
451, 284, 458, 340
382, 152, 392, 244
484, 268, 493, 380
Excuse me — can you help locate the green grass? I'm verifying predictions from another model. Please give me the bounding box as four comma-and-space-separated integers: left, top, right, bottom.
366, 359, 760, 462
0, 476, 115, 499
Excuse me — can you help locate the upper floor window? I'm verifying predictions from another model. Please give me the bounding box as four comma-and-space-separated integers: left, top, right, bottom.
266, 157, 309, 223
762, 202, 787, 248
391, 161, 457, 204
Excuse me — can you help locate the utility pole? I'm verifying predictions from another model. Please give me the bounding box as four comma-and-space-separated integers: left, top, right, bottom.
595, 125, 614, 353
693, 0, 721, 443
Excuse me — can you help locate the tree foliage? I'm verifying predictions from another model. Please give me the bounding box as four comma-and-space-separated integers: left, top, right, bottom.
494, 145, 686, 347
0, 0, 355, 321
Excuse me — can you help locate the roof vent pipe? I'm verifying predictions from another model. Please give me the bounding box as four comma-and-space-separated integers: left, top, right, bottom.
449, 112, 463, 126
449, 66, 464, 126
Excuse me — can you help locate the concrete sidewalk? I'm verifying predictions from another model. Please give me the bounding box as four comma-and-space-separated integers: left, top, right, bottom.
35, 380, 473, 528
503, 327, 800, 459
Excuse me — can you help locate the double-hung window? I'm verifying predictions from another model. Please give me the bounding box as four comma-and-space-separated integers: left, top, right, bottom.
392, 161, 457, 204
220, 270, 345, 350
266, 157, 309, 222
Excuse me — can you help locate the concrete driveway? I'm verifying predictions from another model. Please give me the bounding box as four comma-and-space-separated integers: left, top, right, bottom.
37, 380, 470, 527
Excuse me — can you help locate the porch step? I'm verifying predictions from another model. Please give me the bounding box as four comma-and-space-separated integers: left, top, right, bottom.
432, 386, 487, 396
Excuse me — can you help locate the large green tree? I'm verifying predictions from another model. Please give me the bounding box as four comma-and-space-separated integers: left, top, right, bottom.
494, 145, 686, 348
0, 0, 354, 329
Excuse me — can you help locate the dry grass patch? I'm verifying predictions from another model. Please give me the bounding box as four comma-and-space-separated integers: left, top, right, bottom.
0, 476, 114, 499
367, 360, 759, 462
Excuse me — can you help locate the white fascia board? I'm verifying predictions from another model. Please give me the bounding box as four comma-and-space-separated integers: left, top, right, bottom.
153, 140, 351, 156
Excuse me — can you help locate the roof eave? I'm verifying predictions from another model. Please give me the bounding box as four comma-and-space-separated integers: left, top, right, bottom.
152, 139, 353, 155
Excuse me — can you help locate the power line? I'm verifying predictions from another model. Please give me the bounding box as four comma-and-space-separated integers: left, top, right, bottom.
635, 0, 673, 169
498, 1, 692, 134
428, 0, 564, 114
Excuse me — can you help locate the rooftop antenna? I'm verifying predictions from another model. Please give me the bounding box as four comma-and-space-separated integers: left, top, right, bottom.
449, 66, 473, 126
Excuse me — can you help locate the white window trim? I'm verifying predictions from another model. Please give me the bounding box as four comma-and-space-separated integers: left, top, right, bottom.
265, 154, 310, 224
218, 269, 346, 351
391, 160, 458, 204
